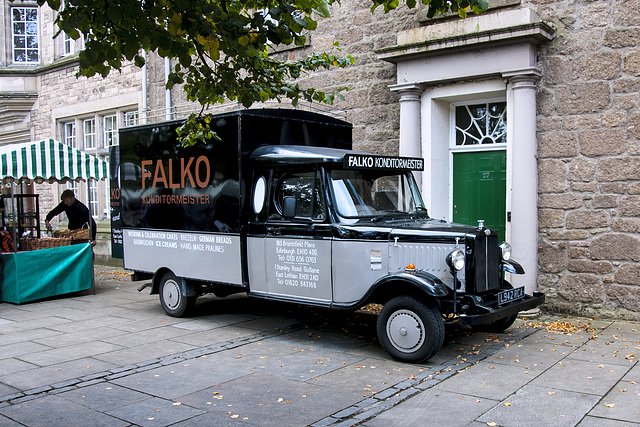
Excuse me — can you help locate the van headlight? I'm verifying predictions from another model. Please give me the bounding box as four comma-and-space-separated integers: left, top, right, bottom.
500, 242, 512, 261
446, 249, 465, 271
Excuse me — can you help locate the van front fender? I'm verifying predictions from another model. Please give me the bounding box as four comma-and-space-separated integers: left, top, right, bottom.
502, 259, 525, 275
372, 270, 451, 298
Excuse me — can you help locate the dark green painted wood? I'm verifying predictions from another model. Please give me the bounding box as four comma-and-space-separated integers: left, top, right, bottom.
452, 150, 506, 240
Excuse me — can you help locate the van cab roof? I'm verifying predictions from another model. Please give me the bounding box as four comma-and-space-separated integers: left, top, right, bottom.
250, 145, 357, 167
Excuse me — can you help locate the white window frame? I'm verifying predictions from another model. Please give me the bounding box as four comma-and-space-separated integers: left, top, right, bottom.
450, 99, 507, 152
11, 6, 40, 64
104, 115, 118, 146
83, 118, 96, 149
66, 181, 78, 208
64, 122, 76, 147
63, 32, 74, 56
87, 180, 99, 217
124, 111, 139, 127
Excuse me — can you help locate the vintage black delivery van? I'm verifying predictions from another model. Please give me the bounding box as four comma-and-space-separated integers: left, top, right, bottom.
113, 109, 544, 363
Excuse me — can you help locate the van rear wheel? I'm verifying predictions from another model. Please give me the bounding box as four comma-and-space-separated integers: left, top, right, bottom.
377, 296, 444, 363
159, 272, 196, 317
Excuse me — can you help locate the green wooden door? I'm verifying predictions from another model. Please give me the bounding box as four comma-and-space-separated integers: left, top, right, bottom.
452, 150, 506, 240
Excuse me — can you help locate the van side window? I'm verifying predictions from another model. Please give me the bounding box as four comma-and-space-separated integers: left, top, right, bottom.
271, 170, 325, 220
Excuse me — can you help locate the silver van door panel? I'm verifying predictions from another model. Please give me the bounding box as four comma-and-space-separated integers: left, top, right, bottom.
248, 236, 332, 303
123, 229, 242, 285
332, 240, 389, 304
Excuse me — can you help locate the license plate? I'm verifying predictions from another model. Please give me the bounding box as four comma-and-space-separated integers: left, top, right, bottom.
498, 286, 525, 305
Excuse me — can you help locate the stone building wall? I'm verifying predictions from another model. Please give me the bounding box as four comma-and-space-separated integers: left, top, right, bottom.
270, 0, 640, 319
147, 0, 640, 319
151, 0, 421, 155
533, 0, 640, 319
32, 63, 141, 141
289, 0, 417, 155
80, 0, 638, 319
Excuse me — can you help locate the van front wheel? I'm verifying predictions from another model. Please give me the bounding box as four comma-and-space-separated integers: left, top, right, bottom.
377, 296, 445, 363
159, 272, 196, 317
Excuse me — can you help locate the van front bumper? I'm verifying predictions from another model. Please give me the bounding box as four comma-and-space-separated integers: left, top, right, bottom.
454, 292, 545, 326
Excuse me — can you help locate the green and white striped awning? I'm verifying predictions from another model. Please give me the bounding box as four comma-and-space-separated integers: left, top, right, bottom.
0, 139, 108, 184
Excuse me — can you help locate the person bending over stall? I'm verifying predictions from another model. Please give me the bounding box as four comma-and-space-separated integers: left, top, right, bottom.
45, 189, 97, 240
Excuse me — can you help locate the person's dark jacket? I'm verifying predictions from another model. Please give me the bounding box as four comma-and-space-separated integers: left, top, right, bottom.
46, 199, 97, 240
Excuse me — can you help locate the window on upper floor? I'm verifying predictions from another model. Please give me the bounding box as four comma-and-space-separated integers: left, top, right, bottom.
12, 7, 39, 64
63, 33, 74, 56
83, 118, 96, 149
87, 180, 98, 216
124, 111, 139, 127
104, 115, 118, 146
64, 122, 76, 147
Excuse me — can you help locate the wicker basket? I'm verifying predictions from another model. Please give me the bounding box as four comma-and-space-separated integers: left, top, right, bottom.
21, 237, 72, 251
54, 228, 90, 241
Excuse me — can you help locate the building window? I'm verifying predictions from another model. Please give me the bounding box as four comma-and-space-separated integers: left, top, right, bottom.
64, 122, 76, 147
87, 180, 98, 216
11, 7, 39, 64
124, 111, 139, 127
454, 102, 507, 146
66, 181, 78, 199
104, 115, 118, 146
63, 33, 74, 55
83, 118, 96, 149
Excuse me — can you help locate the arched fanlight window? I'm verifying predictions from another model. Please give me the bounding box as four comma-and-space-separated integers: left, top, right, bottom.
455, 102, 506, 146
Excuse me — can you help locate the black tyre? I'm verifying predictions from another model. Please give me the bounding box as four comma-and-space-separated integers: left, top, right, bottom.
479, 312, 518, 333
377, 296, 445, 363
477, 282, 518, 333
159, 272, 196, 317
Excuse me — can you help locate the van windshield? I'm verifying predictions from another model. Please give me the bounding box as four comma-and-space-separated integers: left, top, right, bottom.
329, 170, 427, 218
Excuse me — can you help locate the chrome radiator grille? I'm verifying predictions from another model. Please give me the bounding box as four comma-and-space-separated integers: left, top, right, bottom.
472, 233, 499, 293
389, 242, 463, 290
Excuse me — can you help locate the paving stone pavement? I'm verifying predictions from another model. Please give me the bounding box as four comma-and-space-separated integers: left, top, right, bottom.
0, 266, 638, 426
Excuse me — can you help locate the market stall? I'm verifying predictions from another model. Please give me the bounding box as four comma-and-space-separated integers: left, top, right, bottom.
0, 138, 107, 304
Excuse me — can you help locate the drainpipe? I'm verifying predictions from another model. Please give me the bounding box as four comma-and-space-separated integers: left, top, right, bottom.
165, 57, 171, 120
141, 51, 148, 124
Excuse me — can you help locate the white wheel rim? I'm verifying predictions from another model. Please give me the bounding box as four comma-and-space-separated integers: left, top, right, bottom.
386, 309, 426, 353
163, 279, 181, 310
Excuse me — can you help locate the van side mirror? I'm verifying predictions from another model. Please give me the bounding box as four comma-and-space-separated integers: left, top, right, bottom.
282, 196, 297, 219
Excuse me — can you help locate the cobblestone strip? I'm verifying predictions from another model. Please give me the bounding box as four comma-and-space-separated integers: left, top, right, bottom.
0, 323, 304, 406
310, 326, 541, 427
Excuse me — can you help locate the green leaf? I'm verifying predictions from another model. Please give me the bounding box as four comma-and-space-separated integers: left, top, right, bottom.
134, 55, 146, 67
314, 1, 331, 17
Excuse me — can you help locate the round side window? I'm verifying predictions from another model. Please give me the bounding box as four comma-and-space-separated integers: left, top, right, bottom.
253, 176, 267, 214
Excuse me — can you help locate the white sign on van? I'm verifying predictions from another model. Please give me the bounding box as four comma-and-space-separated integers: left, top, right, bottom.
123, 229, 242, 285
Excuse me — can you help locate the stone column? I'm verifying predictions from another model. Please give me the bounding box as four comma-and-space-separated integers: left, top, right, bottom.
503, 68, 541, 295
390, 83, 424, 186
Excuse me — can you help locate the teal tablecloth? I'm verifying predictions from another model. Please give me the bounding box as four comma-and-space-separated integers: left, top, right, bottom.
1, 243, 92, 304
